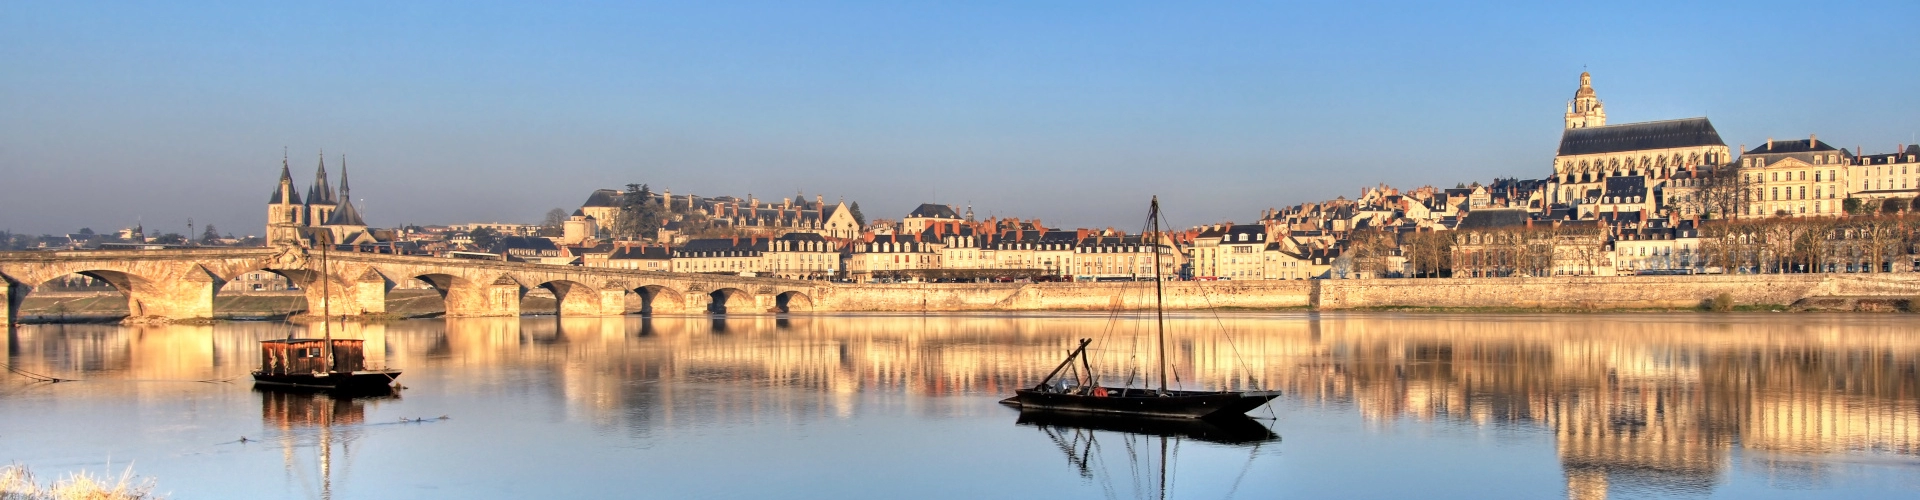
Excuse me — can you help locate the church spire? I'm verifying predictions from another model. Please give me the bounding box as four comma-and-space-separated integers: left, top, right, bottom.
338, 154, 350, 201
269, 149, 302, 205
307, 150, 337, 205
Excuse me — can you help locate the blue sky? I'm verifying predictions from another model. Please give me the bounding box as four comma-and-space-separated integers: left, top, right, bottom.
3, 1, 1917, 236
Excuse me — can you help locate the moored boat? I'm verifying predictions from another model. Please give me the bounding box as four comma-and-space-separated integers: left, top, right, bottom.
253, 234, 401, 393
253, 337, 402, 392
1003, 196, 1278, 419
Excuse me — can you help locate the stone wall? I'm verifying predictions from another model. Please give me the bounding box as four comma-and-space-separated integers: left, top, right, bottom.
1314, 274, 1920, 310
813, 280, 1314, 312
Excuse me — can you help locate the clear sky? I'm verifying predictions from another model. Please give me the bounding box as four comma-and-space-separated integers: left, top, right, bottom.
4, 1, 1917, 236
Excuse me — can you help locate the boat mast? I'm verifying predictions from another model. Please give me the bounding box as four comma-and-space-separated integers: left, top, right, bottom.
1150, 196, 1168, 395
320, 231, 333, 373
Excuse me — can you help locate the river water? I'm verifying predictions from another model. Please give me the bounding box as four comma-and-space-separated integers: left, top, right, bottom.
3, 312, 1917, 499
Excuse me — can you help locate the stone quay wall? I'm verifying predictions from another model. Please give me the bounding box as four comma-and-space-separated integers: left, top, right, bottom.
813, 280, 1315, 312
1314, 275, 1819, 310
814, 274, 1920, 312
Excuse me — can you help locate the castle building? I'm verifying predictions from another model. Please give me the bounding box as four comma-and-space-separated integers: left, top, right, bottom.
575, 188, 862, 241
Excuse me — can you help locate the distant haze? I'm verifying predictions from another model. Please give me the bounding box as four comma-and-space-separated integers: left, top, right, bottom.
4, 1, 1917, 236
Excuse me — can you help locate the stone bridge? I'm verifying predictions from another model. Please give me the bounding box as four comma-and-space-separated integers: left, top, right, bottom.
0, 247, 826, 324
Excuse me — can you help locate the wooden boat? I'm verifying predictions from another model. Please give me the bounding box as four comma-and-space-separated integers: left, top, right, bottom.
254, 233, 402, 393
254, 338, 402, 392
1003, 196, 1278, 420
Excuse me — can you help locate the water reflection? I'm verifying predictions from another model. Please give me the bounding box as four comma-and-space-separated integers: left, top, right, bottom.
258, 388, 400, 500
4, 313, 1918, 498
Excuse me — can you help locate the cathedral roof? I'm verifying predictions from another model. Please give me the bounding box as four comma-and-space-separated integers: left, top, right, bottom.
1556, 118, 1724, 157
325, 199, 367, 227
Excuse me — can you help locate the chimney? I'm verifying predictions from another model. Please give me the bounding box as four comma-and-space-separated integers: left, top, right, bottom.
1810, 134, 1817, 147
1767, 138, 1773, 151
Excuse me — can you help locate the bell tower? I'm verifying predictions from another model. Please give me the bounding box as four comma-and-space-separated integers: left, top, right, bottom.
1565, 71, 1607, 129
266, 151, 305, 245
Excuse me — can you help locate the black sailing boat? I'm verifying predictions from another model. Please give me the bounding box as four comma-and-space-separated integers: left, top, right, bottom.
1002, 196, 1278, 419
253, 232, 402, 392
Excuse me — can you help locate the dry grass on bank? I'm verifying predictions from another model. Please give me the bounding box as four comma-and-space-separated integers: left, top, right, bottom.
0, 464, 162, 500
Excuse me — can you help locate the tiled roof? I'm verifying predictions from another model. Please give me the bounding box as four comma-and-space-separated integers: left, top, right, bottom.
1557, 118, 1724, 156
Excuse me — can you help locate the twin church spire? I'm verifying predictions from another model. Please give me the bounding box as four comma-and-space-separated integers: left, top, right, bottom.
266, 149, 367, 245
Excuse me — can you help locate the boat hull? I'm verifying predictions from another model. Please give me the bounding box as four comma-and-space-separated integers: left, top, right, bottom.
1007, 388, 1279, 420
252, 370, 402, 393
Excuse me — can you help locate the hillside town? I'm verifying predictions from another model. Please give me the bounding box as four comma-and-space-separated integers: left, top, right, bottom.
10, 72, 1920, 283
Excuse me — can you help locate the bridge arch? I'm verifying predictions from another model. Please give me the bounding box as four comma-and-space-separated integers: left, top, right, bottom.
774, 291, 813, 313
632, 285, 685, 315
707, 287, 753, 314
13, 264, 218, 321
532, 279, 605, 316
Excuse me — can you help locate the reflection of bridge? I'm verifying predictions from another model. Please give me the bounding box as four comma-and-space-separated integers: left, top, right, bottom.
0, 248, 824, 323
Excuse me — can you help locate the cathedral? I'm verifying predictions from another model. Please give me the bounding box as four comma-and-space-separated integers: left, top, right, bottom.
1547, 72, 1731, 218
266, 152, 379, 246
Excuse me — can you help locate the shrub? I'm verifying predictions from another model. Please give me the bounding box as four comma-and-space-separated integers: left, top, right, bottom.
1710, 293, 1735, 312
0, 464, 161, 500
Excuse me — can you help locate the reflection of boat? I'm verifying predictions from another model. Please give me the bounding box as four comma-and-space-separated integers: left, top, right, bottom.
253, 234, 402, 393
1005, 196, 1278, 419
1019, 401, 1277, 499
259, 387, 398, 500
1013, 409, 1279, 445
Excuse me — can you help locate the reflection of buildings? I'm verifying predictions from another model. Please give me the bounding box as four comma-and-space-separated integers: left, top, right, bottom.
9, 314, 1920, 499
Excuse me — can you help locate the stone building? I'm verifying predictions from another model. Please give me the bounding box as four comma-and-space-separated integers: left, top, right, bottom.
1736, 136, 1850, 217
673, 237, 768, 276
847, 233, 939, 282
761, 233, 839, 280
1847, 144, 1920, 207
1189, 224, 1267, 280
901, 203, 964, 234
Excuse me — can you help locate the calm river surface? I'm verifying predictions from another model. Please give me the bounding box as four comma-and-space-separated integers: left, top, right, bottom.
4, 312, 1919, 499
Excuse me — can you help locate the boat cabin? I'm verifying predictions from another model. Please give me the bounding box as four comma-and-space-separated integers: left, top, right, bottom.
259, 338, 367, 375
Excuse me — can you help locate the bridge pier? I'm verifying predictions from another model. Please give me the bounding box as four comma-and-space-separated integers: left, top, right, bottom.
125, 266, 220, 321
3, 280, 20, 325
595, 289, 627, 317
301, 271, 388, 317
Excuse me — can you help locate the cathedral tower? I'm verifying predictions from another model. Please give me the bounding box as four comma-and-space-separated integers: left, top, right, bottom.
1565, 72, 1607, 129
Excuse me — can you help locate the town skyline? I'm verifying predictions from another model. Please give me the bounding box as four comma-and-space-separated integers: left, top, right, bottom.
5, 2, 1919, 236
